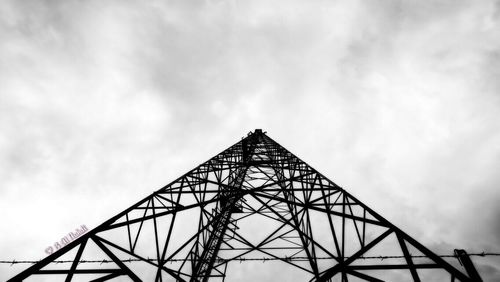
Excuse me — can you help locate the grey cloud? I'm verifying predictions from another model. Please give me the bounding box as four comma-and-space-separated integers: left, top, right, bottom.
1, 0, 500, 281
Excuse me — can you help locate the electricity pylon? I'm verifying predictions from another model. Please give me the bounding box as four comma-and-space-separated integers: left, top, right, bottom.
10, 129, 479, 281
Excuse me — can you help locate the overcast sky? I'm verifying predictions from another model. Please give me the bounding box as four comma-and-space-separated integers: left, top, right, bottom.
1, 0, 499, 281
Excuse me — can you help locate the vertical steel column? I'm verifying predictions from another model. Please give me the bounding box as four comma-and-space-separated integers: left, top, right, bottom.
455, 249, 482, 282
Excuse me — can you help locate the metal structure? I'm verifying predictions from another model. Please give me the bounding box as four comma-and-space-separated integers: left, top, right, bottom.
9, 129, 479, 281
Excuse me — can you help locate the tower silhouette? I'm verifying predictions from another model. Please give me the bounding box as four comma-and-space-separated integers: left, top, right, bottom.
10, 129, 478, 281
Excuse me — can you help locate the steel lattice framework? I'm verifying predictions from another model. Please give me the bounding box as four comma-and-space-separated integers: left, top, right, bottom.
10, 129, 476, 281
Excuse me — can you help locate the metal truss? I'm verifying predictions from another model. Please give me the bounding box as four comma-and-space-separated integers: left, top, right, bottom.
9, 129, 477, 281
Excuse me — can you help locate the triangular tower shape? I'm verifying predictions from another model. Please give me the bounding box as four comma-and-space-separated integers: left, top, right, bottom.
10, 130, 475, 281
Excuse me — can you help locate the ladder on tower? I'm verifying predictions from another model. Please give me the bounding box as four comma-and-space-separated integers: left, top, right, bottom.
190, 131, 261, 281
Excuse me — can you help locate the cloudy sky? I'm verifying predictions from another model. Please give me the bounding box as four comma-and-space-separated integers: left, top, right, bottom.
1, 0, 499, 280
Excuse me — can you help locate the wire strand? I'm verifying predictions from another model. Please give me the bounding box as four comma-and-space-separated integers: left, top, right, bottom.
1, 252, 499, 265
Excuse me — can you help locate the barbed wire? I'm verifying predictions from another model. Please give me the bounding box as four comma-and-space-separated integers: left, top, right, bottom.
1, 252, 499, 266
